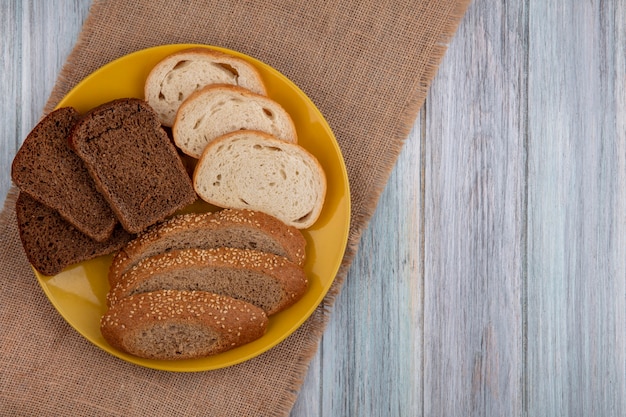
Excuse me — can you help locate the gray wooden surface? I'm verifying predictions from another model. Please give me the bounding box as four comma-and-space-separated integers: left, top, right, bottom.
2, 1, 625, 416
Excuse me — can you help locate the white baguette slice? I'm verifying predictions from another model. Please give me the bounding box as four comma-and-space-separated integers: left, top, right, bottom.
100, 289, 268, 360
173, 85, 297, 158
145, 48, 267, 127
107, 209, 307, 288
107, 247, 309, 316
194, 130, 326, 229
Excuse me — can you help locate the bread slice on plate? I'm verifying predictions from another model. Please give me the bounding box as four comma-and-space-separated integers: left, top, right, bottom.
100, 289, 268, 360
15, 192, 133, 276
68, 98, 197, 234
108, 208, 306, 287
193, 130, 326, 229
107, 247, 308, 316
11, 107, 118, 242
145, 48, 267, 127
173, 85, 297, 158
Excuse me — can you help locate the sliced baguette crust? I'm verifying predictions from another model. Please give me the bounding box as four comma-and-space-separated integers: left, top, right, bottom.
145, 48, 267, 127
108, 208, 306, 287
15, 192, 133, 276
173, 85, 297, 158
193, 131, 326, 229
107, 248, 308, 316
100, 289, 268, 360
11, 107, 117, 242
68, 98, 197, 234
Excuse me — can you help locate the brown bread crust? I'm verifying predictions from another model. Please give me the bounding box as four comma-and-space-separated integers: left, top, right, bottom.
68, 98, 197, 234
108, 208, 306, 287
11, 107, 117, 241
100, 290, 268, 360
107, 247, 308, 315
15, 192, 133, 276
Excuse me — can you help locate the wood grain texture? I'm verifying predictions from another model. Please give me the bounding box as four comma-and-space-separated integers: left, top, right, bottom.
422, 0, 526, 415
292, 120, 422, 416
0, 0, 92, 202
526, 1, 626, 415
2, 1, 625, 416
0, 0, 22, 200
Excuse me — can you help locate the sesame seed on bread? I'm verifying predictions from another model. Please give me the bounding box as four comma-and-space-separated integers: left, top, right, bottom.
107, 247, 308, 316
107, 208, 306, 287
15, 192, 133, 276
100, 289, 268, 360
11, 107, 118, 242
68, 98, 197, 234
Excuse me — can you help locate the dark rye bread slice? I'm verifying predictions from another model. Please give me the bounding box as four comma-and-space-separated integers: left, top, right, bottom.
11, 107, 117, 242
68, 98, 197, 234
107, 208, 307, 287
107, 247, 308, 316
100, 289, 268, 360
15, 192, 133, 276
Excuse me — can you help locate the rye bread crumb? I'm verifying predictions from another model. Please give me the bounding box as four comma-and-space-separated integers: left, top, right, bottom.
100, 289, 268, 360
15, 192, 133, 276
68, 98, 197, 234
108, 247, 308, 315
11, 107, 118, 242
107, 208, 306, 287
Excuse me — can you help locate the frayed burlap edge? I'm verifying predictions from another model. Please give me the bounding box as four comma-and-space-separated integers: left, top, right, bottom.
271, 1, 473, 413
28, 0, 473, 414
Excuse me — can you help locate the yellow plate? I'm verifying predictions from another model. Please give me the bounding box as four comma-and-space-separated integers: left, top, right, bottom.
35, 44, 350, 372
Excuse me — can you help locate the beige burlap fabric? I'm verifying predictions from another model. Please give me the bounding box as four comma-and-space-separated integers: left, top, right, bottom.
0, 1, 469, 415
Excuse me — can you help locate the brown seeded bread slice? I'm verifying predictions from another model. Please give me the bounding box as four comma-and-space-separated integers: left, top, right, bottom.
107, 247, 308, 316
100, 289, 268, 360
68, 98, 197, 234
144, 47, 267, 127
108, 208, 307, 287
11, 107, 117, 242
15, 192, 133, 276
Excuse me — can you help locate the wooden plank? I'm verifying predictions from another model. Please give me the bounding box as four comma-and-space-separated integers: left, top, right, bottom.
19, 0, 91, 137
526, 1, 626, 415
3, 2, 426, 415
0, 2, 22, 201
290, 347, 321, 416
292, 120, 423, 416
0, 0, 91, 203
11, 1, 626, 416
422, 0, 526, 415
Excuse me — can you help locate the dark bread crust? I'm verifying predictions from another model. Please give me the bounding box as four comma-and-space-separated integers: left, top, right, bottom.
100, 289, 268, 360
107, 247, 309, 315
15, 192, 133, 276
11, 107, 117, 241
108, 209, 307, 287
68, 98, 197, 234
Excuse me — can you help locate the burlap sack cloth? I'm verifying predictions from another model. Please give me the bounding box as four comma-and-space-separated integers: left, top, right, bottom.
0, 0, 469, 415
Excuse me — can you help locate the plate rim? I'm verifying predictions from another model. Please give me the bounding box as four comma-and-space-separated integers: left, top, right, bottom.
34, 43, 351, 372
